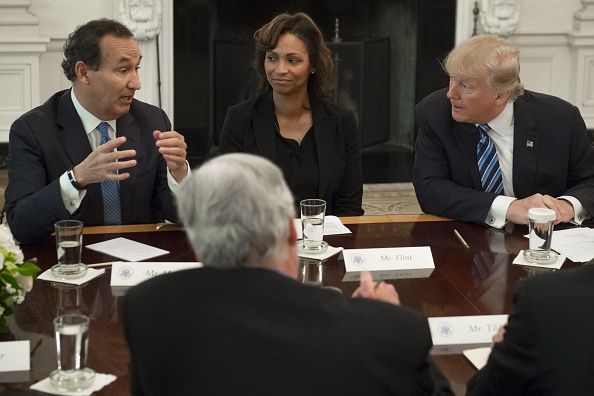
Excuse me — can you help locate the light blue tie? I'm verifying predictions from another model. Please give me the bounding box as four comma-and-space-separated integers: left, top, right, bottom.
477, 124, 504, 195
97, 122, 122, 225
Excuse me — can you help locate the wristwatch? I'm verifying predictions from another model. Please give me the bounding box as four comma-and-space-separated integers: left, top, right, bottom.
67, 169, 86, 191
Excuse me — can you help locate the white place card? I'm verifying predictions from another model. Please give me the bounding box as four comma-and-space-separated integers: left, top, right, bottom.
463, 347, 492, 370
110, 261, 202, 287
0, 340, 29, 372
429, 314, 508, 355
86, 237, 169, 262
342, 246, 435, 281
37, 268, 106, 285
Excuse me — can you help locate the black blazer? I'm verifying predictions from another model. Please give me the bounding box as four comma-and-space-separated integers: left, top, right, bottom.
5, 89, 177, 243
219, 91, 364, 216
413, 88, 594, 224
467, 261, 594, 395
124, 267, 452, 396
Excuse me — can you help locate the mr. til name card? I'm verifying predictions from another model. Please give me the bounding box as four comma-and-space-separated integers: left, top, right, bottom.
428, 314, 508, 355
342, 246, 435, 281
110, 262, 202, 295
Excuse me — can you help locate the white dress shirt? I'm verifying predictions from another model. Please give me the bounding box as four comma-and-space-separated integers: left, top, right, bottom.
483, 101, 588, 228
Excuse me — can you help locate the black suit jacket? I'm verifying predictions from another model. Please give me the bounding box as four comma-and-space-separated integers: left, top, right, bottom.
5, 89, 177, 243
413, 88, 594, 224
467, 261, 594, 395
219, 91, 364, 216
123, 267, 452, 395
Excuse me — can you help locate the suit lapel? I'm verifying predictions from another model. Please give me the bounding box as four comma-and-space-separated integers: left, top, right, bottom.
253, 92, 276, 160
512, 100, 538, 198
311, 99, 334, 198
56, 91, 103, 224
116, 112, 141, 223
56, 91, 93, 166
452, 122, 482, 190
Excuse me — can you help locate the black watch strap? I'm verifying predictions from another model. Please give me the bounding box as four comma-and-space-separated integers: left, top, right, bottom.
67, 169, 86, 191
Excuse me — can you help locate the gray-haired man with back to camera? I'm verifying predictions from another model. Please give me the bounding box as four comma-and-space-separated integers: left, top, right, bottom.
123, 153, 452, 395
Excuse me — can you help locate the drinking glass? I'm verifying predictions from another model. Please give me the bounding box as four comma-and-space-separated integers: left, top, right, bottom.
299, 199, 328, 254
49, 313, 95, 391
523, 207, 559, 264
51, 220, 87, 279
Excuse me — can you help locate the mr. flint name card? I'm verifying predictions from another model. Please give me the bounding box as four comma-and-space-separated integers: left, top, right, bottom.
342, 246, 435, 281
429, 314, 508, 355
0, 341, 29, 372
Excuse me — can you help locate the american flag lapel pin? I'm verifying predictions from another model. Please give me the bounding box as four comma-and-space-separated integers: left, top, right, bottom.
526, 140, 534, 148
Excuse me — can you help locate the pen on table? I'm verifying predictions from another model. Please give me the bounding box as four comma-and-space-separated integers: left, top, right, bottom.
87, 262, 113, 268
453, 229, 470, 250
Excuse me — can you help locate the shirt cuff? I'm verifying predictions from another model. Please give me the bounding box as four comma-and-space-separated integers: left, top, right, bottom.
558, 195, 590, 225
59, 172, 86, 215
485, 195, 516, 229
166, 160, 191, 192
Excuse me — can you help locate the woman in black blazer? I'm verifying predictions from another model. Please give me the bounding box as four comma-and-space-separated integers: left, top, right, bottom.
219, 12, 363, 216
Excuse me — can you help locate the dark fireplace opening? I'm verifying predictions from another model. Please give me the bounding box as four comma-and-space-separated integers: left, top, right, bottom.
174, 0, 455, 183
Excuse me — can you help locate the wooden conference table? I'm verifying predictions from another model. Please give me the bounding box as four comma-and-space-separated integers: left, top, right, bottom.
1, 215, 582, 395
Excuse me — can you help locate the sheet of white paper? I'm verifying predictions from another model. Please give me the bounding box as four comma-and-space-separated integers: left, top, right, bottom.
0, 341, 29, 372
513, 250, 565, 269
323, 216, 352, 235
30, 373, 116, 396
549, 228, 594, 262
294, 216, 352, 239
86, 237, 169, 261
298, 246, 343, 260
463, 347, 492, 370
37, 268, 105, 285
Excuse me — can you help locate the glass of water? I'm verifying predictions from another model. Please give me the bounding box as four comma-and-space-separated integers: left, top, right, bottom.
299, 199, 328, 254
51, 220, 87, 279
523, 207, 559, 264
49, 313, 95, 391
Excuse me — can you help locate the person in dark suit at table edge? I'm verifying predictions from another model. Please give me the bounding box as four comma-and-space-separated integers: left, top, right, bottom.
4, 19, 189, 243
467, 259, 594, 395
413, 35, 594, 228
123, 153, 452, 395
219, 12, 364, 216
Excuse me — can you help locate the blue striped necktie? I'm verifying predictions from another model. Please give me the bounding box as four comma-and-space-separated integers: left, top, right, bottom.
477, 124, 504, 195
97, 122, 122, 225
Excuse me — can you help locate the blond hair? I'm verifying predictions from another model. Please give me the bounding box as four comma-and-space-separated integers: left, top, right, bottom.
444, 35, 524, 100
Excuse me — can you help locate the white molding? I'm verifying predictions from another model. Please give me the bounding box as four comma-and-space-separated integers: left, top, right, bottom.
0, 58, 36, 142
456, 0, 476, 44
160, 0, 173, 124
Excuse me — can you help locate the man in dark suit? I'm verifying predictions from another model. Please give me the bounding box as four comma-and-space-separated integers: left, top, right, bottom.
4, 19, 188, 243
123, 153, 452, 395
414, 35, 594, 228
467, 261, 594, 395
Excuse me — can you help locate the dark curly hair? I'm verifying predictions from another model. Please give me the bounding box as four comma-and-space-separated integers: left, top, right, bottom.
253, 12, 333, 98
61, 18, 133, 81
